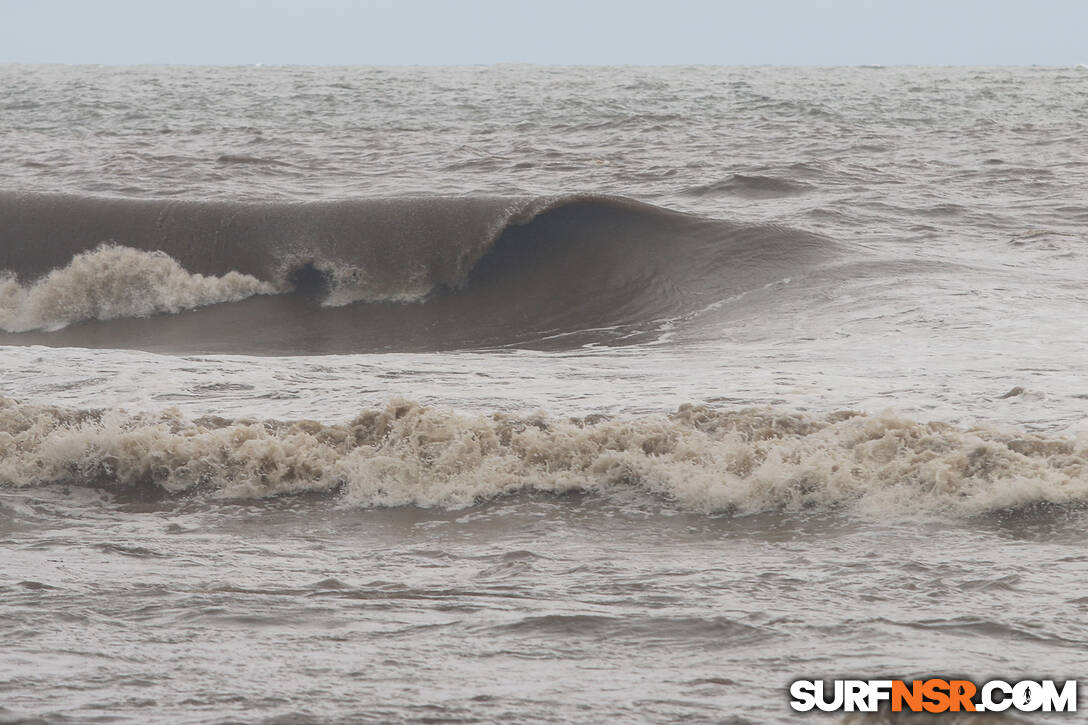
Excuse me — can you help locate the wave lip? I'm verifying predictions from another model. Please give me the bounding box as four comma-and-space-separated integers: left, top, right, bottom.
2, 397, 1085, 515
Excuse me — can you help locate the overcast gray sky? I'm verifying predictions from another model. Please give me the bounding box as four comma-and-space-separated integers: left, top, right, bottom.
1, 0, 1085, 66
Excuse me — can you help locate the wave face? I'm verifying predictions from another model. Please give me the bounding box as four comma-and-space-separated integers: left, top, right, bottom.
0, 191, 835, 352
3, 396, 1084, 514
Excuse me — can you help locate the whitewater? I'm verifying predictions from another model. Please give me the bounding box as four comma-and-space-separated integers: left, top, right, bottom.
1, 65, 1086, 724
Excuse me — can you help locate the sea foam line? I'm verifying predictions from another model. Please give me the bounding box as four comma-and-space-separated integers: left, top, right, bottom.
1, 397, 1085, 515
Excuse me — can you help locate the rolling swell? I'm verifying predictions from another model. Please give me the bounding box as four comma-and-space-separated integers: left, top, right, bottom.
0, 191, 835, 353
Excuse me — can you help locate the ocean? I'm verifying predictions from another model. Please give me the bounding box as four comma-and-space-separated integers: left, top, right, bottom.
1, 64, 1086, 723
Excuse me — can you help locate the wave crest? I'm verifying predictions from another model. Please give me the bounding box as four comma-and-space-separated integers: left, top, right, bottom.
2, 397, 1084, 515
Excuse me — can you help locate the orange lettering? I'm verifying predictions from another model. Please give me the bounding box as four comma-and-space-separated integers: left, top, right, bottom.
892, 680, 924, 712
922, 679, 951, 713
948, 680, 977, 712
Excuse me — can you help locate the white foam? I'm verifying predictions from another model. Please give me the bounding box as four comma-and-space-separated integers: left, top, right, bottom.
0, 244, 278, 332
2, 397, 1084, 515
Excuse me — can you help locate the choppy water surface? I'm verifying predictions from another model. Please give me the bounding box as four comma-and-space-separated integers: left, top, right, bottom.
1, 65, 1087, 723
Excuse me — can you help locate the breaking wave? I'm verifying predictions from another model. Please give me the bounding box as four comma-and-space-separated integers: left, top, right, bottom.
2, 397, 1084, 515
0, 191, 836, 351
0, 244, 278, 332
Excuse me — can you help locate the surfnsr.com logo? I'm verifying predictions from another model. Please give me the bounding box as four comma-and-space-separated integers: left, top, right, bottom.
789, 679, 1077, 713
